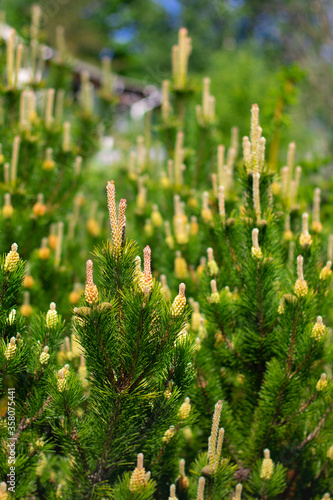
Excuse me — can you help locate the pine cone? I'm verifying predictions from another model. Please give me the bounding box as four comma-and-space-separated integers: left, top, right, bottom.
57, 379, 66, 392
201, 208, 213, 224
85, 284, 99, 305
312, 221, 322, 233
46, 303, 58, 328
163, 425, 175, 443
311, 320, 326, 340
178, 398, 191, 420
327, 445, 333, 460
74, 307, 91, 317
40, 350, 50, 365
33, 202, 46, 217
97, 302, 112, 312
38, 247, 51, 260
4, 243, 19, 271
42, 159, 55, 170
316, 374, 327, 391
294, 279, 308, 298
201, 465, 214, 477
20, 304, 33, 317
0, 484, 8, 500
283, 230, 293, 241
299, 233, 312, 248
129, 467, 146, 492
23, 275, 34, 288
260, 450, 274, 480
260, 457, 274, 479
320, 266, 332, 280
175, 257, 188, 280
208, 260, 219, 275
171, 296, 186, 316
4, 338, 16, 360
251, 246, 263, 260
2, 205, 13, 218
151, 209, 163, 227
57, 370, 67, 392
178, 475, 189, 491
49, 234, 58, 250
210, 292, 220, 303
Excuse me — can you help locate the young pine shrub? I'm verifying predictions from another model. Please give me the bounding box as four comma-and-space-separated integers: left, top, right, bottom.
187, 400, 238, 500
191, 105, 333, 498
114, 27, 239, 275
44, 181, 195, 499
0, 244, 65, 497
0, 8, 112, 316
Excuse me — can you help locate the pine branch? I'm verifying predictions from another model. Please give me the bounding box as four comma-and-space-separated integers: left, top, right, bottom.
296, 401, 333, 451
19, 367, 45, 411
286, 313, 300, 375
68, 424, 91, 477
260, 489, 267, 500
12, 396, 52, 440
215, 316, 233, 351
289, 344, 314, 379
314, 459, 328, 481
276, 393, 317, 427
92, 399, 121, 484
126, 305, 146, 390
255, 264, 266, 339
249, 378, 287, 464
95, 314, 118, 389
226, 233, 240, 274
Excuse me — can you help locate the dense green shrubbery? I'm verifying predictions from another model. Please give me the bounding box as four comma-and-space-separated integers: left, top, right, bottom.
0, 8, 333, 500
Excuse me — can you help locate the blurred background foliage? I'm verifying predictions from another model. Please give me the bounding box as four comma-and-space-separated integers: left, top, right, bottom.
0, 0, 332, 321
2, 0, 333, 163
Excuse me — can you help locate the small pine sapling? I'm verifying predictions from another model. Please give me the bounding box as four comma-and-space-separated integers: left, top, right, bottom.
44, 181, 195, 499
192, 105, 333, 498
0, 244, 64, 497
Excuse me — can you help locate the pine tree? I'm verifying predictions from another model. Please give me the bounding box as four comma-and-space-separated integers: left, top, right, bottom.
109, 27, 240, 292
8, 180, 194, 499
0, 8, 114, 315
0, 181, 245, 499
0, 243, 63, 498
1, 12, 333, 499
189, 105, 333, 498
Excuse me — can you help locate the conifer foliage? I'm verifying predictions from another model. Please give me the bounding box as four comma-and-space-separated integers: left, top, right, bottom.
0, 10, 112, 315
0, 242, 65, 498
192, 106, 333, 499
45, 181, 196, 499
1, 14, 333, 500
